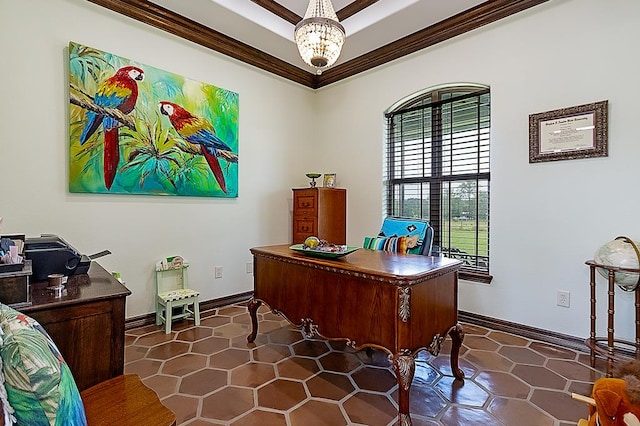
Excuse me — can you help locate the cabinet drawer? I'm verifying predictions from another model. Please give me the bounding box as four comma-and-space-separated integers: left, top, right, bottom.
294, 194, 316, 213
293, 218, 316, 235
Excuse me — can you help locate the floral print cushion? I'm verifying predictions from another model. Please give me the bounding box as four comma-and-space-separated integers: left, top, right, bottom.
0, 304, 87, 426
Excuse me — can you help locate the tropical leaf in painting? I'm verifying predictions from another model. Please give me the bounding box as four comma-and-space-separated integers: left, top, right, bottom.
150, 73, 184, 103
70, 131, 104, 189
173, 154, 219, 193
68, 42, 113, 91
119, 115, 182, 192
202, 86, 239, 149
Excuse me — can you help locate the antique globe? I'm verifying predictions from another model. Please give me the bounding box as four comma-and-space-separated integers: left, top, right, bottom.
594, 236, 640, 291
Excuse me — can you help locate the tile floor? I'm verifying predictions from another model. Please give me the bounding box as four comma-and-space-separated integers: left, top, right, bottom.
124, 303, 607, 425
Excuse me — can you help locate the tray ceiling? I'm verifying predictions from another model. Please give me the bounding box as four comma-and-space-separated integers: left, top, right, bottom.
88, 0, 549, 88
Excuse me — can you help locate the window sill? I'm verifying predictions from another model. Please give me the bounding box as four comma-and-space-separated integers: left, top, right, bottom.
459, 270, 493, 284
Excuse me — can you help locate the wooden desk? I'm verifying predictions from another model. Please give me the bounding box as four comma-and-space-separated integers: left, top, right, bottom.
248, 244, 464, 426
21, 262, 131, 391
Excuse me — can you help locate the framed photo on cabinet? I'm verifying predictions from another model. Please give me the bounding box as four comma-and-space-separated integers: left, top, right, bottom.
323, 173, 336, 188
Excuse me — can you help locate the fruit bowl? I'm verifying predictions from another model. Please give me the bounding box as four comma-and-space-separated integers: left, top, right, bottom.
289, 244, 359, 259
305, 173, 321, 187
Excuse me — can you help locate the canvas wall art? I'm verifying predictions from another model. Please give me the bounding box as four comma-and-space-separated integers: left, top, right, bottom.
68, 41, 239, 197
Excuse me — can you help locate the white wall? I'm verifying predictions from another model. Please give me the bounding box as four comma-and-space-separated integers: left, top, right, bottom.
0, 0, 316, 318
2, 0, 639, 341
315, 0, 640, 340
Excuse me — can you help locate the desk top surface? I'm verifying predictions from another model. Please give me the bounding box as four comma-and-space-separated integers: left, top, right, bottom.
23, 262, 131, 312
251, 244, 462, 283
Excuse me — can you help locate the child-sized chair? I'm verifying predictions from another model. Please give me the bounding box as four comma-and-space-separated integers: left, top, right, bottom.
155, 256, 200, 334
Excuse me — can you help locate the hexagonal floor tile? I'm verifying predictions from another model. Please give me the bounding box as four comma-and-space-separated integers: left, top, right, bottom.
290, 400, 347, 425
319, 351, 362, 373
343, 392, 398, 426
488, 397, 555, 426
306, 371, 355, 400
201, 386, 255, 421
162, 353, 208, 376
351, 366, 397, 392
146, 341, 191, 360
209, 347, 251, 369
180, 368, 227, 396
277, 356, 320, 380
435, 376, 489, 407
474, 370, 530, 399
231, 362, 276, 388
257, 379, 307, 411
511, 364, 567, 388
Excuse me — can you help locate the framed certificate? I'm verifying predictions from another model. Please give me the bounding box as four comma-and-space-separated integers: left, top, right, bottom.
529, 100, 608, 163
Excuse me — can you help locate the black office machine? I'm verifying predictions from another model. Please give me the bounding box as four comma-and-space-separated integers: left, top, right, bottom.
24, 235, 102, 281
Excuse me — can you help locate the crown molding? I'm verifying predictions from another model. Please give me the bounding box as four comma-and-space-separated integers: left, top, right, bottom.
316, 0, 549, 88
250, 0, 301, 25
87, 0, 548, 90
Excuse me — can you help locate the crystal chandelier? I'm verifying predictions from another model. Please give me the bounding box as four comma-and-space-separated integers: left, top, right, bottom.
294, 0, 345, 70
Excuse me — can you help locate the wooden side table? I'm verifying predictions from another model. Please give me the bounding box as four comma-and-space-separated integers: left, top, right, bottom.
22, 262, 131, 391
585, 260, 640, 376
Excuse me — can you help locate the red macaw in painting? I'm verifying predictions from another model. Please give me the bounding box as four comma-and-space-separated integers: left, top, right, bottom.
80, 66, 145, 190
159, 101, 232, 193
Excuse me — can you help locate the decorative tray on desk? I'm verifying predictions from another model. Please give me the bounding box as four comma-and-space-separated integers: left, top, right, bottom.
289, 244, 359, 259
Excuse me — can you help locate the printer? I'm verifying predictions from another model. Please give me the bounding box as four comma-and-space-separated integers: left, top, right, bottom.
24, 235, 92, 282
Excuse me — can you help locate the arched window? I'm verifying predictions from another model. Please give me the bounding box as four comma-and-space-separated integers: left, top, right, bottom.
384, 84, 491, 282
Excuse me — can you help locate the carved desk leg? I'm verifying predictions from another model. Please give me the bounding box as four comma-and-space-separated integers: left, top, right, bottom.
391, 350, 415, 426
449, 323, 465, 380
247, 298, 262, 343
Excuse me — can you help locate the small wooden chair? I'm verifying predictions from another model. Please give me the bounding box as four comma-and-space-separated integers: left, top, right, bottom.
155, 256, 200, 334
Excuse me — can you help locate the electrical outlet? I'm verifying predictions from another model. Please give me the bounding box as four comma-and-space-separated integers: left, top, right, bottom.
557, 290, 570, 308
246, 262, 253, 274
214, 266, 223, 279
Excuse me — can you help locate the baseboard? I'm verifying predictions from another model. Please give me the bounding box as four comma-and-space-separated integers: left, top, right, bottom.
459, 310, 589, 353
125, 292, 589, 355
125, 291, 253, 330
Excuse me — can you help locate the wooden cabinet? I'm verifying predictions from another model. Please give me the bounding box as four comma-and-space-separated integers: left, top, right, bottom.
292, 188, 346, 244
22, 263, 130, 391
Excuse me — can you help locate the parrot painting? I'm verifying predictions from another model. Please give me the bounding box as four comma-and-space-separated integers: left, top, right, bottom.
79, 66, 145, 190
159, 101, 233, 193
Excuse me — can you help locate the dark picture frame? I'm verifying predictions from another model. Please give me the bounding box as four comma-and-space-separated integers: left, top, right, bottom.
529, 100, 608, 163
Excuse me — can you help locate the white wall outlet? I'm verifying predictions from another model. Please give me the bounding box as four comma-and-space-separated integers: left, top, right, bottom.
557, 290, 570, 308
246, 262, 253, 274
214, 266, 223, 279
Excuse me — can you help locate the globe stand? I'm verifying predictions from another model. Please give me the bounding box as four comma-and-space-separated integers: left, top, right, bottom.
585, 259, 640, 376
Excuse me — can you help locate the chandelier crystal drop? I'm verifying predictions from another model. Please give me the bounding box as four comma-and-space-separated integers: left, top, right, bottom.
294, 0, 345, 70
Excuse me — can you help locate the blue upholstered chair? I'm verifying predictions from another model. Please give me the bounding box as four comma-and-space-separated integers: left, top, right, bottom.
363, 217, 434, 256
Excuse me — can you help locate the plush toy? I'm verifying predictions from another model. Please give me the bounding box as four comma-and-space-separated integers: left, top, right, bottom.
574, 360, 640, 426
